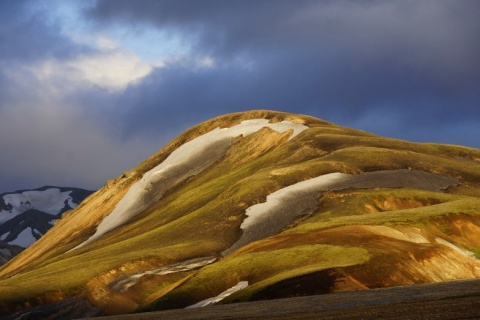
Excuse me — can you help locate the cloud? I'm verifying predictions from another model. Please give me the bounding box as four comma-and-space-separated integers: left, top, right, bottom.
87, 0, 480, 73
26, 48, 155, 93
85, 0, 480, 146
86, 0, 480, 94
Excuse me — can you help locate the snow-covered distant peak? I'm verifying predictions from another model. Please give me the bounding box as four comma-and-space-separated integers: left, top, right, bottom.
0, 187, 93, 263
0, 188, 74, 224
73, 119, 309, 250
4, 188, 74, 213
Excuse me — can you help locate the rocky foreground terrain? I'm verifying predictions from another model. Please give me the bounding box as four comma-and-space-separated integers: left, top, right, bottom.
111, 281, 480, 320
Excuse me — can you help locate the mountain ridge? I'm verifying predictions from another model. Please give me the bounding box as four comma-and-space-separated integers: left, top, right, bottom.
0, 110, 479, 318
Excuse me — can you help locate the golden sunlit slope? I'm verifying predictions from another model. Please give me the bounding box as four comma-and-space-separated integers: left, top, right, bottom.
1, 110, 480, 317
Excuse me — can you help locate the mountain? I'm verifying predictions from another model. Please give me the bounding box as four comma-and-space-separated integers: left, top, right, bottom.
0, 186, 94, 264
0, 110, 479, 318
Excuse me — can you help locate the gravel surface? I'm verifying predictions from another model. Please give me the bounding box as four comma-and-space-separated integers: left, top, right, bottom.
87, 279, 480, 320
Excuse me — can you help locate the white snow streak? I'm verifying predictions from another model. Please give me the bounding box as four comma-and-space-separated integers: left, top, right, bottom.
435, 238, 477, 260
186, 281, 249, 308
111, 256, 217, 292
67, 198, 77, 209
73, 119, 308, 249
8, 227, 37, 247
32, 229, 43, 238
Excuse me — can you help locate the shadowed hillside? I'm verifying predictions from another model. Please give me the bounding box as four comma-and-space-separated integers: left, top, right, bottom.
0, 110, 479, 318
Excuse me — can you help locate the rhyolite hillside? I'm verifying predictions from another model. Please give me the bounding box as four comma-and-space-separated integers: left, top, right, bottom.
1, 110, 479, 318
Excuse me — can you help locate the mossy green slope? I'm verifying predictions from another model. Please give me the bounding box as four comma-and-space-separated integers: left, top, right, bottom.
0, 110, 479, 316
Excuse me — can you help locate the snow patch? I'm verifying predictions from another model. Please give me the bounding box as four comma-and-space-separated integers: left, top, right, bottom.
0, 232, 9, 241
67, 198, 77, 209
74, 119, 308, 249
361, 226, 429, 244
8, 227, 37, 247
32, 229, 43, 238
223, 173, 348, 255
186, 281, 249, 308
110, 256, 216, 292
241, 173, 347, 230
435, 238, 476, 260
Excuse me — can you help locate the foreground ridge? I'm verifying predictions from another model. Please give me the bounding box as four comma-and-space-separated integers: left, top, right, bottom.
80, 279, 480, 320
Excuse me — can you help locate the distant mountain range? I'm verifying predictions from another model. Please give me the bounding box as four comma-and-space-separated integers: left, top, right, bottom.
0, 186, 94, 264
1, 110, 479, 319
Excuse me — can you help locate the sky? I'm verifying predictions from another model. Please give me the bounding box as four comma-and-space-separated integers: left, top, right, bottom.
0, 0, 479, 193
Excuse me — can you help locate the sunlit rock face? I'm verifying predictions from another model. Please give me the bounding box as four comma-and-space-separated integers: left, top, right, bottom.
1, 110, 480, 318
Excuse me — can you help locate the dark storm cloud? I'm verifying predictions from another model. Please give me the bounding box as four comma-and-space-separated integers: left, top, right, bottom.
0, 0, 83, 62
86, 0, 480, 148
114, 48, 479, 148
87, 0, 480, 76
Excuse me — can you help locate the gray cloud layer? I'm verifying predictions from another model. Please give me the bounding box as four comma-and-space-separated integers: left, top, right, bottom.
0, 0, 479, 192
87, 0, 480, 137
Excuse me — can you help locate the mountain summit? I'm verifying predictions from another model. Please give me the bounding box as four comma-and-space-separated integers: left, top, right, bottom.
1, 110, 479, 318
